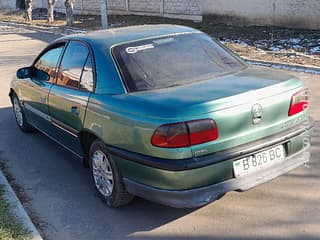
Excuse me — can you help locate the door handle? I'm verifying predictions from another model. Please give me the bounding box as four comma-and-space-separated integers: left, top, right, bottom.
71, 106, 80, 116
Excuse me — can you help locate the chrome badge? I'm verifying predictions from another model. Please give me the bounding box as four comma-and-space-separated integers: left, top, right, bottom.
252, 103, 263, 124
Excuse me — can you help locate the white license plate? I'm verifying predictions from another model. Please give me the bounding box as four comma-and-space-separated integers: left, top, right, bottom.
233, 145, 285, 178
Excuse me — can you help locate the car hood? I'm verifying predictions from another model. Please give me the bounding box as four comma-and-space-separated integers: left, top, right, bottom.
100, 67, 304, 119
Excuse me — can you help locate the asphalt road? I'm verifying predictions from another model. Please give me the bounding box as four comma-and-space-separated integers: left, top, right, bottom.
0, 22, 319, 240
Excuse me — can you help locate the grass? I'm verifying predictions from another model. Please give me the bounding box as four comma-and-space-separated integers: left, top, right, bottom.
0, 185, 28, 240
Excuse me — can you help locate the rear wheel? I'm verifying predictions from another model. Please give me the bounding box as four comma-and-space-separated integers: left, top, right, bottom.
12, 94, 33, 132
89, 140, 134, 207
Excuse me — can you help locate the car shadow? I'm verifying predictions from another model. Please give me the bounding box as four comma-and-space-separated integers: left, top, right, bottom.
1, 105, 319, 240
0, 106, 198, 239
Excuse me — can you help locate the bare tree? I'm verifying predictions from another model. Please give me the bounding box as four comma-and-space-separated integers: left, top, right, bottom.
25, 0, 33, 21
65, 0, 74, 26
47, 0, 57, 23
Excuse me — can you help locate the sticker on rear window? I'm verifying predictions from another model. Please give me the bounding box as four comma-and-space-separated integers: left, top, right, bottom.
153, 37, 174, 45
125, 44, 154, 54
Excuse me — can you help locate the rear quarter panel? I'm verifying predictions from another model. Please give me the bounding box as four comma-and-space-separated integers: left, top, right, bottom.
83, 95, 193, 159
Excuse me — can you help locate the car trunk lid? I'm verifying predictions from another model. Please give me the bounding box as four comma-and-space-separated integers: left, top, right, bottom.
117, 68, 304, 118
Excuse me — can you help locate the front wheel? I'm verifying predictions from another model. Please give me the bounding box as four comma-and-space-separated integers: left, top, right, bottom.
89, 140, 134, 208
12, 94, 33, 132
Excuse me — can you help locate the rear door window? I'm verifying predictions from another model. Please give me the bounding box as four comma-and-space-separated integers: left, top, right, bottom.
80, 55, 94, 92
56, 41, 93, 90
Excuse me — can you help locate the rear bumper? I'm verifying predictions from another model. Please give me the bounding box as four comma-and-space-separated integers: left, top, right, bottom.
123, 148, 310, 208
108, 121, 313, 208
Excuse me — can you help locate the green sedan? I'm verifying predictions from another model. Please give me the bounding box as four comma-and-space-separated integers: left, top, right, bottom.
9, 25, 312, 208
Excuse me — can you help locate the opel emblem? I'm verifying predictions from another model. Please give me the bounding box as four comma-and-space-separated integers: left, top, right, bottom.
252, 104, 263, 124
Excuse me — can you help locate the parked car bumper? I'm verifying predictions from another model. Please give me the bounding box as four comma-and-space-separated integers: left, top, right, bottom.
108, 122, 313, 208
123, 148, 310, 208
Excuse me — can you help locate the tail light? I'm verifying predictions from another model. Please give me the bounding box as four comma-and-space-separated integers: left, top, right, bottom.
151, 119, 218, 148
288, 89, 309, 116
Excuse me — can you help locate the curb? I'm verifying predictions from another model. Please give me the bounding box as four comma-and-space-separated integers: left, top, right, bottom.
244, 58, 320, 75
0, 170, 43, 240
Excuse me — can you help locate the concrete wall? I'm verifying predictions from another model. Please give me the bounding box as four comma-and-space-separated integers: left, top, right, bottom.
3, 0, 320, 29
129, 0, 160, 13
31, 0, 202, 21
201, 0, 320, 30
0, 0, 17, 10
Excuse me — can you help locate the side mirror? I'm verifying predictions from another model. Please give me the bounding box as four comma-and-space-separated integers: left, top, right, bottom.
34, 69, 50, 82
16, 67, 32, 79
17, 67, 50, 82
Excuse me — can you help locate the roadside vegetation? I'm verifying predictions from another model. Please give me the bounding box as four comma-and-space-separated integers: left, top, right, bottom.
0, 185, 28, 240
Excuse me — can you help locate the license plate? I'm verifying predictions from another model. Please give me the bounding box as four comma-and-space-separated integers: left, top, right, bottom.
233, 145, 285, 178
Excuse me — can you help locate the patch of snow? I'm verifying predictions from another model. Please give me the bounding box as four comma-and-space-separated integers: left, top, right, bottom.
257, 48, 267, 55
292, 45, 303, 49
288, 38, 301, 44
247, 60, 320, 75
239, 41, 248, 46
310, 46, 320, 54
269, 46, 280, 51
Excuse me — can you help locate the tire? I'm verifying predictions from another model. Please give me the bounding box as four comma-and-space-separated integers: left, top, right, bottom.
12, 93, 33, 132
89, 140, 134, 208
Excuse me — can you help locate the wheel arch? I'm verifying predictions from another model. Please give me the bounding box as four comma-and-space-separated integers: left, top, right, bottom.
79, 130, 100, 167
9, 88, 16, 102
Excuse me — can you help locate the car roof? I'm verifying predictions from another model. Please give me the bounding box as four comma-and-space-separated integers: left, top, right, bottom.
51, 25, 202, 95
57, 24, 201, 48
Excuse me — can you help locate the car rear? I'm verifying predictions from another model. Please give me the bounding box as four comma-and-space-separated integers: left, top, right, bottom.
111, 83, 311, 208
104, 30, 313, 207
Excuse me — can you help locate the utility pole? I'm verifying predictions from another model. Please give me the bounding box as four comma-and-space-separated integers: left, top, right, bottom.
100, 0, 108, 29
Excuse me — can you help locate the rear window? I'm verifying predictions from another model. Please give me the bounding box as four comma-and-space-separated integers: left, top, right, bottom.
112, 33, 246, 92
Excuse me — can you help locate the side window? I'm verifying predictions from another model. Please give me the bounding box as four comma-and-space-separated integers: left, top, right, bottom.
80, 55, 94, 92
34, 45, 64, 82
56, 41, 89, 89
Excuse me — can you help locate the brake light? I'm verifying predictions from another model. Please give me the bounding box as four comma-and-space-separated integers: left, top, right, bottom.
151, 119, 218, 148
151, 122, 189, 148
288, 89, 309, 116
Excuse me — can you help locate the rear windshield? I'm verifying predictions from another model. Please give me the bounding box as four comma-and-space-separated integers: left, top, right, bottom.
112, 33, 246, 92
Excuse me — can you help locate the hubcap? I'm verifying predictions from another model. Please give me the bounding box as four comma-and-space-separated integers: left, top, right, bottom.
92, 150, 114, 197
13, 97, 23, 127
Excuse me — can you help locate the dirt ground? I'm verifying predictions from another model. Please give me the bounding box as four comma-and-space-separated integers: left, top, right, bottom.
0, 8, 319, 68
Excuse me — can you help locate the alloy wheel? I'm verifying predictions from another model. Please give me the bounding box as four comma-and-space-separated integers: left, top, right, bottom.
92, 150, 114, 197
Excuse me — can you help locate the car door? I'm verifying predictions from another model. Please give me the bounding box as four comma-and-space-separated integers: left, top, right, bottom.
48, 41, 95, 155
22, 43, 66, 130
